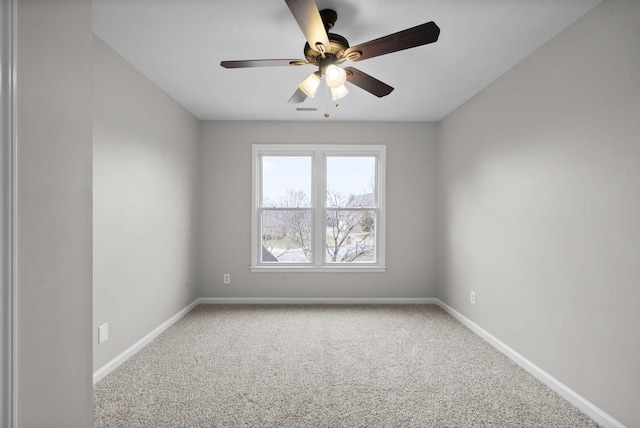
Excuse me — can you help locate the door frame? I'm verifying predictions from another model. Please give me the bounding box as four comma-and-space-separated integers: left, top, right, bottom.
1, 0, 17, 426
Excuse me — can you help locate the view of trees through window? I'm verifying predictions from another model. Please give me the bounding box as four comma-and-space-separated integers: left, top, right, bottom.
260, 155, 377, 264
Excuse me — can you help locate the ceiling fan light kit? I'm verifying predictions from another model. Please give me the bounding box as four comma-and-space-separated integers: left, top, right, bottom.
220, 0, 440, 113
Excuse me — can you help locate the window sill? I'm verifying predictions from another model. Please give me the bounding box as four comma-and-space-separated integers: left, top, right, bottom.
250, 265, 387, 273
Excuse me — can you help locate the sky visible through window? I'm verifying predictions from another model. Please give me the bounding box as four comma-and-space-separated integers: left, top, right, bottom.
327, 156, 375, 201
262, 156, 311, 206
262, 156, 375, 206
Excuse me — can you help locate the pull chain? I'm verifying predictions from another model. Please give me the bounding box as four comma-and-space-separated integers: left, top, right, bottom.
324, 83, 330, 118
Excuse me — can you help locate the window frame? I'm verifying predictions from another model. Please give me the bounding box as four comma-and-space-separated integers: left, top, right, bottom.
251, 144, 386, 272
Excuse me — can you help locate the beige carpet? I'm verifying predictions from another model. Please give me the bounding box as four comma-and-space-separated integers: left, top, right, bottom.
94, 304, 599, 427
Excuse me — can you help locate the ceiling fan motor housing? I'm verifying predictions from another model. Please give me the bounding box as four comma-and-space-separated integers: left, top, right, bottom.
304, 33, 350, 65
303, 10, 360, 66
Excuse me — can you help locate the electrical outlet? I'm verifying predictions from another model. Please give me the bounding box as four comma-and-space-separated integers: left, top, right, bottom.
470, 291, 476, 305
98, 323, 109, 344
223, 274, 231, 284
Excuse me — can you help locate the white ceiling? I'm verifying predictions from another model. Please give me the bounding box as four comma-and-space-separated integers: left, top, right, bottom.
93, 0, 600, 122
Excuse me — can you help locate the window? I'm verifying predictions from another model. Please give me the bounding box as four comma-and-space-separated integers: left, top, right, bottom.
252, 144, 386, 272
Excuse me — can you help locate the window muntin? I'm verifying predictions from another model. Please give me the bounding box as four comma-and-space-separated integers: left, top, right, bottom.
252, 145, 386, 272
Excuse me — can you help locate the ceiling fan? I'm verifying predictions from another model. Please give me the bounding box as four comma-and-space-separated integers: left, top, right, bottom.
220, 0, 440, 104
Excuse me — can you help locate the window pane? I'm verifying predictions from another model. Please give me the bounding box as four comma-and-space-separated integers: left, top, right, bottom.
325, 210, 375, 263
326, 156, 376, 208
262, 209, 312, 263
262, 156, 311, 207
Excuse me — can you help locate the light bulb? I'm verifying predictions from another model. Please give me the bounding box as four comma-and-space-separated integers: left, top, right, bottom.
325, 65, 347, 89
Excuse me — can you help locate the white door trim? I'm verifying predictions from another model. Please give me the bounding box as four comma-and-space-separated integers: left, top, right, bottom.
1, 0, 17, 426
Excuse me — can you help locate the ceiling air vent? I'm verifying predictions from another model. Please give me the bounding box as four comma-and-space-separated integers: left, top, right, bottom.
296, 108, 318, 112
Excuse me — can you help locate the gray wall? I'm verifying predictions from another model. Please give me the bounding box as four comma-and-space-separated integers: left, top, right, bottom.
93, 36, 201, 369
199, 121, 438, 299
436, 1, 640, 426
16, 0, 93, 426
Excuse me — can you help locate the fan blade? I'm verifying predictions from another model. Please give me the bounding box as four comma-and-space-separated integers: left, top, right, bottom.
344, 67, 394, 98
345, 22, 440, 62
284, 0, 331, 53
288, 87, 308, 104
220, 59, 308, 68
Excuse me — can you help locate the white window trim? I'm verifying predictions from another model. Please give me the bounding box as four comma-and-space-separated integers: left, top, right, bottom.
251, 144, 386, 273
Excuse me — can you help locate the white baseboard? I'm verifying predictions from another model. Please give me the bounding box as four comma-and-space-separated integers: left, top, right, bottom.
197, 297, 439, 305
92, 296, 624, 428
435, 300, 625, 428
93, 299, 200, 384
